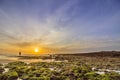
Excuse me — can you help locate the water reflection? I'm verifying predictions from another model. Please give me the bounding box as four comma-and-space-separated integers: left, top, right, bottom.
0, 55, 60, 64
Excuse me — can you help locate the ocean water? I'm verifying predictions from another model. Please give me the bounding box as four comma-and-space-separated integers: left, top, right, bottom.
0, 55, 18, 64
0, 55, 59, 64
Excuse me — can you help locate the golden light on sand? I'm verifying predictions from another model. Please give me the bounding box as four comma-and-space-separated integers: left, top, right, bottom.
34, 48, 39, 53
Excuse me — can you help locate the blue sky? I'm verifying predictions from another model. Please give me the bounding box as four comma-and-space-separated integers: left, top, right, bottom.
0, 0, 120, 54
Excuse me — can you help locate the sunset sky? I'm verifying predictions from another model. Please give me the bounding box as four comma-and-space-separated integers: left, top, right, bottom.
0, 0, 120, 55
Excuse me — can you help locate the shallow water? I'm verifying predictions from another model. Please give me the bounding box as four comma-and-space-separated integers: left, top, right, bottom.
0, 55, 18, 64
92, 67, 120, 74
98, 69, 120, 74
3, 68, 9, 73
0, 55, 61, 64
17, 78, 22, 80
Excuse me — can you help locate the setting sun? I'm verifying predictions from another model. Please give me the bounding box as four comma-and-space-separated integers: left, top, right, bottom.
34, 48, 39, 53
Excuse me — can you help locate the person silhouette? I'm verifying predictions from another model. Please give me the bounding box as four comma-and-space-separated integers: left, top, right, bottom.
19, 52, 21, 56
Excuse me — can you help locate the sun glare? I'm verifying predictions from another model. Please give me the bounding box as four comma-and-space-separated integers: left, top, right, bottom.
34, 48, 39, 53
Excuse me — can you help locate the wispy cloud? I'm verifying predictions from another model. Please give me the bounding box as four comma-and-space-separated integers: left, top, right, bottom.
0, 0, 120, 54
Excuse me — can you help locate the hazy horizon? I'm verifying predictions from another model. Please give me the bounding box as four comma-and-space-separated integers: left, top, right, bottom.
0, 0, 120, 55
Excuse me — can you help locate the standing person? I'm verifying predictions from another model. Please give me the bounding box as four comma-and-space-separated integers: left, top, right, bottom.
19, 52, 21, 56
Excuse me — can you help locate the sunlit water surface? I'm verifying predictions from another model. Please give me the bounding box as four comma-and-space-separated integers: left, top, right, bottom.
0, 55, 59, 64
